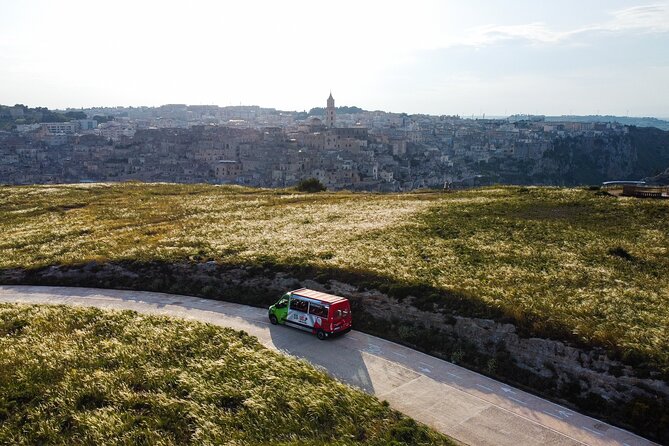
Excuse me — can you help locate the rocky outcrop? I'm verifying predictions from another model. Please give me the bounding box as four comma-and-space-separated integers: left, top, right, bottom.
322, 279, 669, 404
645, 167, 669, 185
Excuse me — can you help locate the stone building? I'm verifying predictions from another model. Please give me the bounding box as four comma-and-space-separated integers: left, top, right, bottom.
326, 92, 336, 128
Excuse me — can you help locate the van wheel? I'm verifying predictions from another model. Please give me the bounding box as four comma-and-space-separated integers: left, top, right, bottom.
316, 330, 327, 340
269, 314, 278, 325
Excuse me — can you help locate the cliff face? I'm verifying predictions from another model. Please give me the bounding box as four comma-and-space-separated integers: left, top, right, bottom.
645, 167, 669, 185
536, 126, 669, 185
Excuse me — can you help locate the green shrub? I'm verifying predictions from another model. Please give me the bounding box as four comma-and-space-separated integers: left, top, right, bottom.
295, 177, 326, 192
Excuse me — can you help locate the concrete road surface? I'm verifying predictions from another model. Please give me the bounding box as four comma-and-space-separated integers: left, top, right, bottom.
0, 285, 657, 446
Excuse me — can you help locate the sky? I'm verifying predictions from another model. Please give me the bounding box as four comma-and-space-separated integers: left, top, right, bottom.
1, 0, 668, 117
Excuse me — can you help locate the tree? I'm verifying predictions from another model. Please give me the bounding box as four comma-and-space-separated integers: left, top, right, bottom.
64, 111, 87, 120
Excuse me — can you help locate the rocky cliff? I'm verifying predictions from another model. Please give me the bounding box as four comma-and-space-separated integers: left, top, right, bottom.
538, 126, 669, 185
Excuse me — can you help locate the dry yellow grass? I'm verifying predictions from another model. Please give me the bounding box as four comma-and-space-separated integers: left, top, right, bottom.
1, 183, 668, 373
0, 303, 453, 445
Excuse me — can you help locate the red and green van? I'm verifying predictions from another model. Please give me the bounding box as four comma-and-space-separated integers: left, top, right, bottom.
268, 288, 352, 340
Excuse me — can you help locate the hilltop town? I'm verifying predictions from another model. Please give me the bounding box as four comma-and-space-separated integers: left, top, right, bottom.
1, 95, 668, 189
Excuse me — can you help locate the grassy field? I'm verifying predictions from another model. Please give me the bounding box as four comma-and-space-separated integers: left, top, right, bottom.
0, 183, 668, 374
0, 303, 453, 445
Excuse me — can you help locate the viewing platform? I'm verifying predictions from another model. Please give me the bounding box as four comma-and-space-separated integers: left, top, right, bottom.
602, 181, 669, 198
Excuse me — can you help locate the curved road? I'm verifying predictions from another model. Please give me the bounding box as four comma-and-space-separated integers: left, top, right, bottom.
0, 286, 656, 446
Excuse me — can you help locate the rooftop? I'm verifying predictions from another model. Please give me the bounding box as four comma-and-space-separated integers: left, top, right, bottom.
290, 288, 347, 304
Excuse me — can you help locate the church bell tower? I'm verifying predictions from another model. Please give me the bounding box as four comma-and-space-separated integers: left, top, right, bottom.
326, 92, 336, 128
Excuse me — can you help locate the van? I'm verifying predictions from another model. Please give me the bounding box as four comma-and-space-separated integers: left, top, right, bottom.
268, 288, 352, 340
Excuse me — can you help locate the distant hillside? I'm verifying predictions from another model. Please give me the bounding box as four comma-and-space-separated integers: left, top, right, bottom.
540, 126, 669, 184
308, 105, 365, 116
545, 115, 669, 131
0, 304, 452, 445
474, 126, 669, 185
0, 104, 86, 130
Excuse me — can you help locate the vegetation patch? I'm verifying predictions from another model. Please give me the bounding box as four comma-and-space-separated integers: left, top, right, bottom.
0, 183, 668, 376
0, 303, 453, 445
295, 178, 327, 193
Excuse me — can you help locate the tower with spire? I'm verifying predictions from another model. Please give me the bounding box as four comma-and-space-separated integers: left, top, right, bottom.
326, 91, 336, 128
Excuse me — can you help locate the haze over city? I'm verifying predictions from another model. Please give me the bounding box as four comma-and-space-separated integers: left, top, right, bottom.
1, 0, 668, 117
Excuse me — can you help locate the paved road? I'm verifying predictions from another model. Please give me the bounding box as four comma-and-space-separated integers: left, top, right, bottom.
0, 285, 656, 446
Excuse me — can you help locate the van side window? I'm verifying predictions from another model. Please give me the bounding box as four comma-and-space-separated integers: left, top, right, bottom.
289, 298, 308, 313
308, 303, 328, 318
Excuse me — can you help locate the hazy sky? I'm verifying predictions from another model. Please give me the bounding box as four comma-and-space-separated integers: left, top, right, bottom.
1, 0, 668, 116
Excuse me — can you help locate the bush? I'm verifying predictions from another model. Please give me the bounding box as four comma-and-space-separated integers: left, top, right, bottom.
295, 178, 326, 193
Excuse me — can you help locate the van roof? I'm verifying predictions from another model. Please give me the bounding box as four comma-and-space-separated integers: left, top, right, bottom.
290, 288, 348, 304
